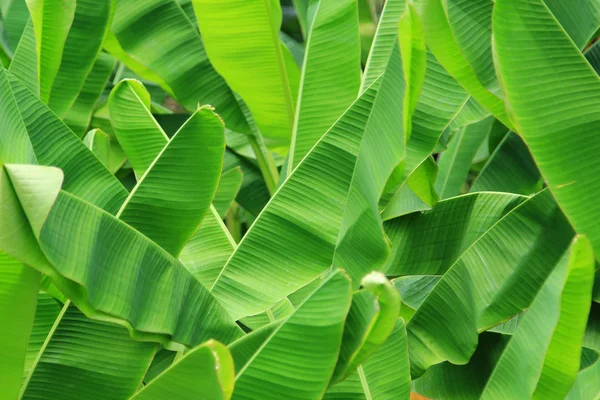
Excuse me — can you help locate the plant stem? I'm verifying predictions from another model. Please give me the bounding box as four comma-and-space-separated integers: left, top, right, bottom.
248, 134, 280, 196
225, 202, 242, 243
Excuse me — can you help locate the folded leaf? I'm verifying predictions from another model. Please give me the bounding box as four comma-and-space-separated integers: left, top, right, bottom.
130, 340, 234, 400
330, 272, 401, 384
0, 164, 242, 347
0, 69, 128, 213
407, 189, 574, 376
232, 270, 352, 400
25, 0, 76, 102
383, 192, 525, 276
116, 105, 225, 257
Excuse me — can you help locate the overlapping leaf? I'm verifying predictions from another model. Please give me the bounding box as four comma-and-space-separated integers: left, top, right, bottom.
230, 270, 352, 400
406, 190, 574, 376
130, 341, 234, 400
107, 0, 248, 133
494, 0, 600, 256
287, 0, 361, 172
192, 0, 299, 151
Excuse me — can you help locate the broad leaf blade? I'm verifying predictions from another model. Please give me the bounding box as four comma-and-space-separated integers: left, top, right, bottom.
193, 0, 299, 151
494, 0, 600, 256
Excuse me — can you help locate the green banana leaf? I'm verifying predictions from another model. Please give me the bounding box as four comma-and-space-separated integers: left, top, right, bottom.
380, 156, 439, 220
214, 167, 243, 219
383, 192, 525, 276
108, 79, 238, 288
286, 0, 361, 173
330, 272, 401, 384
63, 52, 116, 137
230, 269, 352, 400
412, 236, 594, 399
494, 0, 600, 256
0, 0, 29, 52
46, 0, 115, 117
20, 302, 156, 400
361, 0, 404, 91
380, 51, 471, 211
107, 0, 248, 136
222, 150, 270, 217
470, 131, 542, 195
8, 20, 37, 94
543, 0, 600, 49
435, 116, 494, 199
130, 341, 234, 400
324, 319, 411, 400
0, 251, 39, 400
21, 291, 61, 381
116, 105, 225, 257
109, 79, 172, 179
0, 163, 242, 347
566, 303, 600, 399
25, 0, 75, 103
406, 189, 574, 376
192, 0, 299, 151
210, 31, 417, 318
415, 0, 510, 127
0, 68, 128, 213
82, 128, 111, 168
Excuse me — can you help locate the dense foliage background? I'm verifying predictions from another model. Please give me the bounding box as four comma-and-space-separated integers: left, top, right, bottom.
0, 0, 599, 399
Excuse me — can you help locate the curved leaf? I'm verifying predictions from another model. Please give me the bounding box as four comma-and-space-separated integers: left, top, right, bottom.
130, 340, 234, 400
193, 0, 299, 151
47, 0, 115, 117
383, 192, 526, 276
325, 319, 411, 400
406, 189, 574, 376
330, 272, 401, 384
107, 0, 249, 133
20, 302, 156, 400
25, 0, 76, 102
0, 164, 242, 347
287, 0, 361, 172
116, 105, 225, 257
232, 270, 352, 400
494, 0, 600, 256
0, 69, 128, 213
